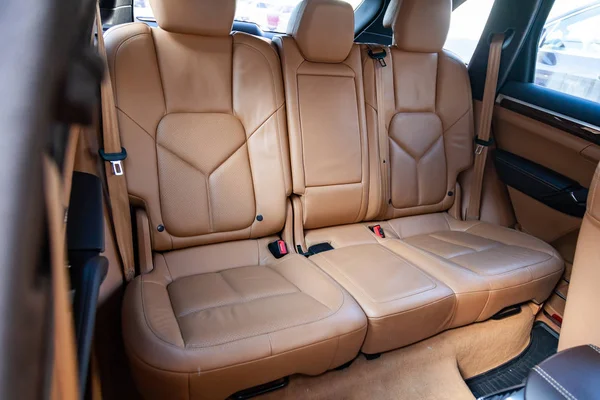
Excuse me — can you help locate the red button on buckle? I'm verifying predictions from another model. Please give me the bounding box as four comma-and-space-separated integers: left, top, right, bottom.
277, 240, 288, 255
371, 225, 385, 238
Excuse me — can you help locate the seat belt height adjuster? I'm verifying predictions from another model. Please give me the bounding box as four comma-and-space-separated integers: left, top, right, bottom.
99, 147, 127, 176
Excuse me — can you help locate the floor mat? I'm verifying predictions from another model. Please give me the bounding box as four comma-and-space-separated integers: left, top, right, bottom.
465, 322, 559, 399
257, 308, 535, 400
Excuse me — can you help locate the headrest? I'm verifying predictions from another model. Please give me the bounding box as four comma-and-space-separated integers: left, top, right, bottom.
149, 0, 236, 36
287, 0, 355, 63
383, 0, 451, 53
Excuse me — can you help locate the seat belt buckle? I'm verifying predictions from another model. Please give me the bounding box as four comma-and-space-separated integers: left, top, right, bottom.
474, 136, 494, 155
268, 240, 288, 259
99, 147, 127, 176
367, 47, 387, 67
369, 224, 385, 238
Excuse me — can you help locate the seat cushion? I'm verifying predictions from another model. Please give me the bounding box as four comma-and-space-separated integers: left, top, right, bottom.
305, 225, 455, 354
122, 238, 367, 400
381, 213, 565, 325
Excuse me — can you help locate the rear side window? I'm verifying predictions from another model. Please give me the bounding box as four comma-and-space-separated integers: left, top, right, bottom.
534, 0, 600, 103
133, 0, 364, 32
443, 0, 496, 64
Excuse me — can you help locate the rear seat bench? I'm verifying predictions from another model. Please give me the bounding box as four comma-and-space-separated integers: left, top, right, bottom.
109, 0, 564, 398
277, 0, 563, 355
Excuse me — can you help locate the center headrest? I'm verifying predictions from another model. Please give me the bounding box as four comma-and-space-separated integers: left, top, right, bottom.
383, 0, 451, 53
150, 0, 236, 36
287, 0, 355, 63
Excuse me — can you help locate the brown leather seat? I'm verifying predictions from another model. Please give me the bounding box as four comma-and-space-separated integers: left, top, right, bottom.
275, 0, 457, 355
108, 0, 366, 398
369, 0, 564, 324
278, 0, 563, 353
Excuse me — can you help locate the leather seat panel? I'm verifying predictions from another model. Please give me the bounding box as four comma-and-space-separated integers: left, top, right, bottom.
307, 239, 455, 353
312, 244, 439, 306
382, 213, 564, 321
106, 25, 289, 251
123, 241, 367, 375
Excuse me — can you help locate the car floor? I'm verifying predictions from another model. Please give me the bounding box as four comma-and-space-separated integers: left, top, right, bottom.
258, 305, 537, 400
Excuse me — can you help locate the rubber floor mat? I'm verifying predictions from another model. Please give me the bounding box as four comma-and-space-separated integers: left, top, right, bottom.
465, 322, 559, 399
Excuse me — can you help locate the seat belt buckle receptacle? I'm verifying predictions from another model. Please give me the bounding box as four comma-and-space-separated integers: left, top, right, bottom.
268, 240, 288, 259
99, 147, 127, 176
369, 224, 385, 238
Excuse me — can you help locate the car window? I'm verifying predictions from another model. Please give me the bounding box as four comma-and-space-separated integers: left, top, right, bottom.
444, 0, 496, 64
133, 0, 364, 32
535, 0, 600, 103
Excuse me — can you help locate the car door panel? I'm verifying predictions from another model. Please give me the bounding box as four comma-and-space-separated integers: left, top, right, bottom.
492, 95, 600, 329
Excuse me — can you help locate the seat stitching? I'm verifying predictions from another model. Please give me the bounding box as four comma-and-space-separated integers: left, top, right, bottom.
245, 104, 285, 140
416, 134, 444, 163
462, 223, 556, 257
442, 107, 471, 135
125, 323, 367, 374
112, 31, 152, 108
140, 280, 186, 348
315, 247, 438, 304
185, 293, 344, 349
233, 41, 278, 107
533, 366, 577, 400
367, 294, 455, 321
174, 284, 298, 318
156, 141, 209, 175
451, 252, 554, 277
267, 261, 339, 312
425, 232, 495, 253
116, 108, 155, 140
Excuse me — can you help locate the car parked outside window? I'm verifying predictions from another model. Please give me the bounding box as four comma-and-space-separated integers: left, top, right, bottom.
535, 0, 600, 103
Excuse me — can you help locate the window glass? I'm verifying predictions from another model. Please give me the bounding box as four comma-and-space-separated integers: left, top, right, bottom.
133, 0, 363, 32
535, 0, 600, 103
444, 0, 495, 64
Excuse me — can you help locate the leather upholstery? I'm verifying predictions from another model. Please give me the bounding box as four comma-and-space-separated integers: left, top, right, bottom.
383, 0, 451, 52
106, 24, 291, 251
123, 238, 367, 399
274, 35, 371, 230
112, 0, 569, 395
560, 163, 600, 351
525, 345, 600, 400
362, 46, 474, 219
287, 0, 355, 63
306, 229, 455, 354
109, 7, 367, 398
149, 0, 236, 36
381, 213, 564, 324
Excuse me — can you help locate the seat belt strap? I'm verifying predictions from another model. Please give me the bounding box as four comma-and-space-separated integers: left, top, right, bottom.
44, 154, 79, 400
466, 33, 504, 221
368, 45, 391, 217
95, 5, 135, 281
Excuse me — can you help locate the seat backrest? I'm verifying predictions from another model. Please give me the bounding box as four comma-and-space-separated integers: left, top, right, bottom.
105, 0, 291, 251
274, 0, 377, 231
559, 162, 600, 350
372, 0, 474, 219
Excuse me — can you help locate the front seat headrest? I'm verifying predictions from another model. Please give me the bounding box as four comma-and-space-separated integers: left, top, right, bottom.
383, 0, 451, 53
149, 0, 236, 36
287, 0, 355, 63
